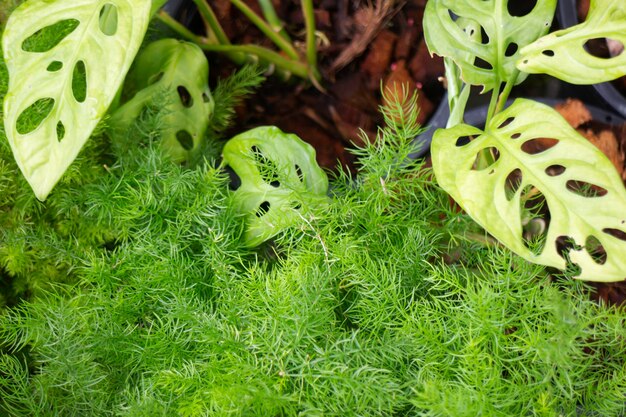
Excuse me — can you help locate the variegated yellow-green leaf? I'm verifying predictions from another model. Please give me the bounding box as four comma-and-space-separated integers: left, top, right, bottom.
423, 0, 556, 92
223, 126, 329, 247
518, 0, 626, 83
2, 0, 152, 200
432, 99, 626, 281
109, 39, 214, 163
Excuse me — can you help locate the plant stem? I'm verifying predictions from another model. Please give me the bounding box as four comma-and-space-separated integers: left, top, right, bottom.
199, 43, 308, 79
192, 0, 231, 45
301, 0, 320, 82
258, 0, 292, 42
157, 11, 246, 65
230, 0, 299, 61
485, 81, 501, 124
156, 11, 205, 44
444, 58, 469, 128
495, 78, 516, 115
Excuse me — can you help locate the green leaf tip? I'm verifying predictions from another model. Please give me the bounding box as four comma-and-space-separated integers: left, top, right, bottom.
518, 0, 626, 84
2, 0, 152, 200
432, 99, 626, 282
222, 126, 329, 247
109, 38, 214, 162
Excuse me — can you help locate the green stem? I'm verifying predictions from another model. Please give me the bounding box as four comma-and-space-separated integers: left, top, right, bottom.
301, 0, 320, 82
495, 77, 516, 115
258, 0, 292, 42
156, 11, 205, 44
199, 43, 309, 79
443, 58, 469, 128
157, 9, 305, 80
191, 0, 231, 45
485, 81, 501, 125
150, 0, 169, 16
230, 0, 299, 60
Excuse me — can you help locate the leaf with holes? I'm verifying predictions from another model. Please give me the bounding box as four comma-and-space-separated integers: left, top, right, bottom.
109, 39, 214, 162
423, 0, 556, 92
518, 0, 626, 83
223, 126, 329, 247
2, 0, 152, 200
432, 99, 626, 281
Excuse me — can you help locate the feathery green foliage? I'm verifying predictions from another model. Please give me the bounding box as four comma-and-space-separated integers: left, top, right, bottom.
1, 85, 625, 416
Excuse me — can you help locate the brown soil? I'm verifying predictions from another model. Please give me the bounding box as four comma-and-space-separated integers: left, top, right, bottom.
207, 0, 444, 171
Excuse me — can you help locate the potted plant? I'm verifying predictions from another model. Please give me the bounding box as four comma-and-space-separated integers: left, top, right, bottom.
2, 1, 626, 415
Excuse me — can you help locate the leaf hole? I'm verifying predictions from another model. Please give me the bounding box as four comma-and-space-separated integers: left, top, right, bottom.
455, 135, 473, 147
295, 164, 304, 182
520, 138, 559, 154
541, 50, 555, 57
46, 61, 63, 72
292, 202, 302, 210
99, 3, 119, 36
177, 86, 194, 108
471, 147, 500, 171
520, 185, 548, 255
510, 132, 521, 139
556, 235, 582, 258
225, 165, 241, 191
498, 116, 515, 129
447, 9, 459, 22
584, 38, 624, 59
555, 236, 583, 276
504, 42, 519, 57
202, 91, 212, 103
507, 0, 537, 17
473, 56, 493, 70
256, 201, 271, 217
16, 98, 55, 135
585, 235, 607, 265
545, 165, 566, 176
504, 168, 523, 201
251, 146, 280, 187
566, 180, 608, 198
21, 19, 79, 53
479, 26, 490, 45
603, 228, 626, 242
56, 121, 65, 142
72, 60, 87, 103
176, 130, 194, 150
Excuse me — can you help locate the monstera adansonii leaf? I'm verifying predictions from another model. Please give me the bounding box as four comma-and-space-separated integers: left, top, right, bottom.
2, 0, 152, 200
518, 0, 626, 83
108, 39, 214, 163
432, 99, 626, 281
423, 0, 556, 92
223, 126, 329, 247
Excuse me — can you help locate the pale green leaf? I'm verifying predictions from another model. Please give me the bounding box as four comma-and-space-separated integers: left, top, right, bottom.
2, 0, 152, 200
423, 0, 556, 92
432, 99, 626, 281
518, 0, 626, 83
222, 126, 328, 247
109, 39, 214, 163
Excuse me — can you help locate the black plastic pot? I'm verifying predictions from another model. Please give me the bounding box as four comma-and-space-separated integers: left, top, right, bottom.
556, 0, 626, 118
163, 0, 197, 27
163, 0, 185, 16
410, 95, 449, 159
